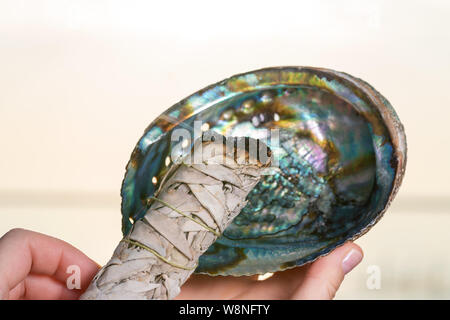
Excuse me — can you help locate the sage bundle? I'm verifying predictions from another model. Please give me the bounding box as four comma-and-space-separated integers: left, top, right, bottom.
80, 132, 271, 300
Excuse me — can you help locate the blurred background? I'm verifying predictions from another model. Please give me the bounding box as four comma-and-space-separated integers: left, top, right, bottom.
1, 0, 449, 299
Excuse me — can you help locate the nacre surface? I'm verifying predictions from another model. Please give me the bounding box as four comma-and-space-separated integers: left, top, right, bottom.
120, 67, 407, 275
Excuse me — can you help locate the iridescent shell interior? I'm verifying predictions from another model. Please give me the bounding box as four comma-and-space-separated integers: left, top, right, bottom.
121, 67, 406, 275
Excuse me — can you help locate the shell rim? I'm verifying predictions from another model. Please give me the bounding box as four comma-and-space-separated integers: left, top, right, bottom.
120, 66, 408, 275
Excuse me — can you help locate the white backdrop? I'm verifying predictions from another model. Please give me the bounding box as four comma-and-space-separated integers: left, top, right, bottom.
1, 0, 449, 299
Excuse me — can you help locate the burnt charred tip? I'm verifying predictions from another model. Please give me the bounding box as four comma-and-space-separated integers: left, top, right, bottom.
202, 130, 225, 144
201, 130, 272, 166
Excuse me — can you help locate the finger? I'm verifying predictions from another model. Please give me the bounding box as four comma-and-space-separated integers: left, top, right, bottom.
291, 242, 363, 300
177, 274, 257, 300
0, 228, 99, 299
232, 267, 309, 300
7, 280, 24, 300
9, 274, 81, 300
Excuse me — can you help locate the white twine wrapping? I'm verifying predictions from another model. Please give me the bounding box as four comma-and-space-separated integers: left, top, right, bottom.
80, 132, 271, 300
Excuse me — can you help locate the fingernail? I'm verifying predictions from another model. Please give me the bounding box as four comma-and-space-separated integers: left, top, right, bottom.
342, 249, 363, 274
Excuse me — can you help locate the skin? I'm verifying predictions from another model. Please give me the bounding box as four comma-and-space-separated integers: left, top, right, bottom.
0, 228, 363, 300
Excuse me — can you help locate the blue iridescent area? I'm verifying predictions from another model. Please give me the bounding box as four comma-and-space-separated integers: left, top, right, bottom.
120, 67, 406, 275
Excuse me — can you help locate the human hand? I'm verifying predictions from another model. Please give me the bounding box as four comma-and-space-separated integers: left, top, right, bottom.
0, 229, 362, 300
0, 228, 99, 299
176, 241, 363, 300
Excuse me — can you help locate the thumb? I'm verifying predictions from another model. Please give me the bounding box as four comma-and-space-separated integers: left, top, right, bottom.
291, 242, 363, 300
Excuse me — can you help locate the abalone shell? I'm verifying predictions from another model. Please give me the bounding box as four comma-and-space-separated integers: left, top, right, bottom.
121, 67, 407, 275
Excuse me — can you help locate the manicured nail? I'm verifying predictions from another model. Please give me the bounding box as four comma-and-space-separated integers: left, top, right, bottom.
342, 249, 363, 274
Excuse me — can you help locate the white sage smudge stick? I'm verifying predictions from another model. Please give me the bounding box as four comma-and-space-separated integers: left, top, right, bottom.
80, 131, 271, 300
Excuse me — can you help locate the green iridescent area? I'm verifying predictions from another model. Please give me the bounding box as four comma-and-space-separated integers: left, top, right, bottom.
121, 67, 407, 275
